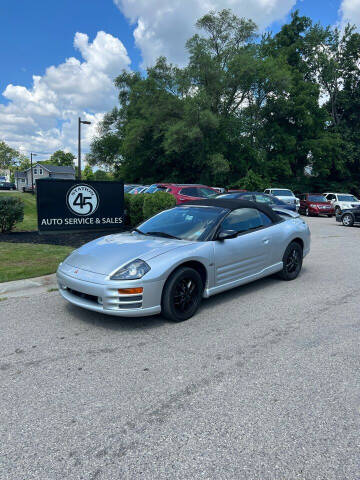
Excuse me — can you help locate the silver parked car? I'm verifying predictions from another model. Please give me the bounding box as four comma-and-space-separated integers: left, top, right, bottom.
57, 199, 310, 322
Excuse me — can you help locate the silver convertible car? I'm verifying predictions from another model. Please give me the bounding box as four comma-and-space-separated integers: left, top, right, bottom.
57, 199, 310, 322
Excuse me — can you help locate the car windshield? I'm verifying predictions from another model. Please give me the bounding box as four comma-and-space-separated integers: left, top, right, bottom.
135, 206, 225, 241
308, 195, 327, 202
217, 193, 239, 199
146, 184, 168, 193
272, 189, 294, 197
338, 195, 358, 202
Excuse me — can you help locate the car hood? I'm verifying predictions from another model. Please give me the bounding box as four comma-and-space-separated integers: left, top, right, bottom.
64, 232, 193, 275
276, 196, 296, 203
339, 201, 360, 206
308, 202, 332, 206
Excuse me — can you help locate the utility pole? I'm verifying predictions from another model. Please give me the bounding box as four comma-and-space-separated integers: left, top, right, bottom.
30, 152, 37, 194
77, 117, 91, 180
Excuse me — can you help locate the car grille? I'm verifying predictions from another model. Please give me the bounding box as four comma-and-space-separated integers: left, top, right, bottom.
67, 288, 98, 303
67, 287, 143, 310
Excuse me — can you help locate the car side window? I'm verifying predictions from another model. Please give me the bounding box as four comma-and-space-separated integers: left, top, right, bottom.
221, 208, 271, 234
259, 211, 273, 226
180, 187, 197, 197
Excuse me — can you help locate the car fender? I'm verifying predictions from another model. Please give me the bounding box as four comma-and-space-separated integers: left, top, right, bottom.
146, 242, 214, 290
340, 210, 354, 220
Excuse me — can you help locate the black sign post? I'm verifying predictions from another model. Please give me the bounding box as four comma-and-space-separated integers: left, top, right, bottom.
36, 179, 124, 233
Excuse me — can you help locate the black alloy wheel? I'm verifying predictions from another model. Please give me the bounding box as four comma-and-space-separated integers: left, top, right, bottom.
162, 267, 203, 322
278, 242, 303, 281
342, 213, 354, 227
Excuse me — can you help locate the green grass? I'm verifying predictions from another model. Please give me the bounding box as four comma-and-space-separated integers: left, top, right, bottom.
0, 191, 37, 231
0, 243, 73, 283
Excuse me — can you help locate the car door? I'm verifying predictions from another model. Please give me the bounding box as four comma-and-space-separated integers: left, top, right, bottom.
298, 194, 305, 212
326, 193, 335, 205
213, 208, 273, 288
176, 187, 199, 203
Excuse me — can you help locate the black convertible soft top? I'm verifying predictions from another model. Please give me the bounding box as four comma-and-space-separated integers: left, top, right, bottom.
179, 198, 282, 223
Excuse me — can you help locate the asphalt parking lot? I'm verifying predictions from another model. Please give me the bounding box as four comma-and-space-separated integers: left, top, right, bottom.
1, 216, 360, 480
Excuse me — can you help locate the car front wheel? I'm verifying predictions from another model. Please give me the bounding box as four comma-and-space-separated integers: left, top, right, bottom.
278, 242, 303, 281
342, 213, 354, 227
162, 267, 204, 322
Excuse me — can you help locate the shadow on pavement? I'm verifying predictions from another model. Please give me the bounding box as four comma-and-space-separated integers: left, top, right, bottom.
65, 267, 304, 330
65, 303, 166, 332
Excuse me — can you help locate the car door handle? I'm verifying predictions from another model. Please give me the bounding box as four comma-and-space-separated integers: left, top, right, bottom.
262, 238, 270, 245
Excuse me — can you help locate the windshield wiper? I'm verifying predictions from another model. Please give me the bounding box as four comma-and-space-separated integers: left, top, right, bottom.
146, 231, 180, 240
133, 228, 146, 235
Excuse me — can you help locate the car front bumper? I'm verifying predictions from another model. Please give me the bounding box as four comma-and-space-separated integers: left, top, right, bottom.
57, 267, 162, 317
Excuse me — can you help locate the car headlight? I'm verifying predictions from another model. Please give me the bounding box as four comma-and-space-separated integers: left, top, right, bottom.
110, 259, 151, 280
310, 204, 318, 208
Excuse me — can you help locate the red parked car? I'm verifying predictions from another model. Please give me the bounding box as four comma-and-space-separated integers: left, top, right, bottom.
156, 184, 218, 204
298, 193, 334, 217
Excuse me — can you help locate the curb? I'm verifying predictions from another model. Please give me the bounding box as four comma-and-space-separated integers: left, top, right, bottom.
0, 274, 58, 299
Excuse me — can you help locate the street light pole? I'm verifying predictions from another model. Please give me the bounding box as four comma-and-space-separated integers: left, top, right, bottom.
30, 152, 37, 194
77, 117, 91, 180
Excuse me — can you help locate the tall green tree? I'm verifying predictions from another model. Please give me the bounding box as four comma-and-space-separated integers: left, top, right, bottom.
0, 141, 19, 169
88, 9, 360, 192
43, 150, 75, 167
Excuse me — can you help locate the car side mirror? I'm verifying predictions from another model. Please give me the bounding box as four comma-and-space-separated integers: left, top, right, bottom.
217, 229, 238, 240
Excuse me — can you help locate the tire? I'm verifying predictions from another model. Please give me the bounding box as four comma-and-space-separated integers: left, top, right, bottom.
342, 213, 354, 227
327, 214, 333, 218
162, 267, 204, 322
278, 242, 303, 281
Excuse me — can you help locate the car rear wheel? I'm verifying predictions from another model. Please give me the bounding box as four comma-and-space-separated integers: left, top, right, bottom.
278, 242, 303, 281
342, 213, 354, 227
162, 267, 203, 322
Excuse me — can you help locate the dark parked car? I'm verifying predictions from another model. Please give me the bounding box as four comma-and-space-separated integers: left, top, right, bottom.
218, 191, 297, 212
298, 193, 334, 217
336, 207, 360, 227
0, 181, 16, 190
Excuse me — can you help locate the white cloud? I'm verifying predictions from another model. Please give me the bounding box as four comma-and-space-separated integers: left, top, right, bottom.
114, 0, 296, 66
339, 0, 360, 28
0, 31, 130, 160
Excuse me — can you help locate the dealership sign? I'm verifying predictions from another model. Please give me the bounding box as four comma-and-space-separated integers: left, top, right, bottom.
36, 179, 124, 232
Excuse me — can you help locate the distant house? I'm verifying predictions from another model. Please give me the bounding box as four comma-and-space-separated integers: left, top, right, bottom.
14, 163, 76, 190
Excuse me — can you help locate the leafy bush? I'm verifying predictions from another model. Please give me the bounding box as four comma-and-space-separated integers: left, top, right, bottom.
0, 197, 24, 233
127, 193, 146, 225
124, 191, 176, 226
143, 191, 176, 220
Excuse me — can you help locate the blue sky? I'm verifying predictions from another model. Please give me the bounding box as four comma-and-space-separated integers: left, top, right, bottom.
0, 0, 355, 158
